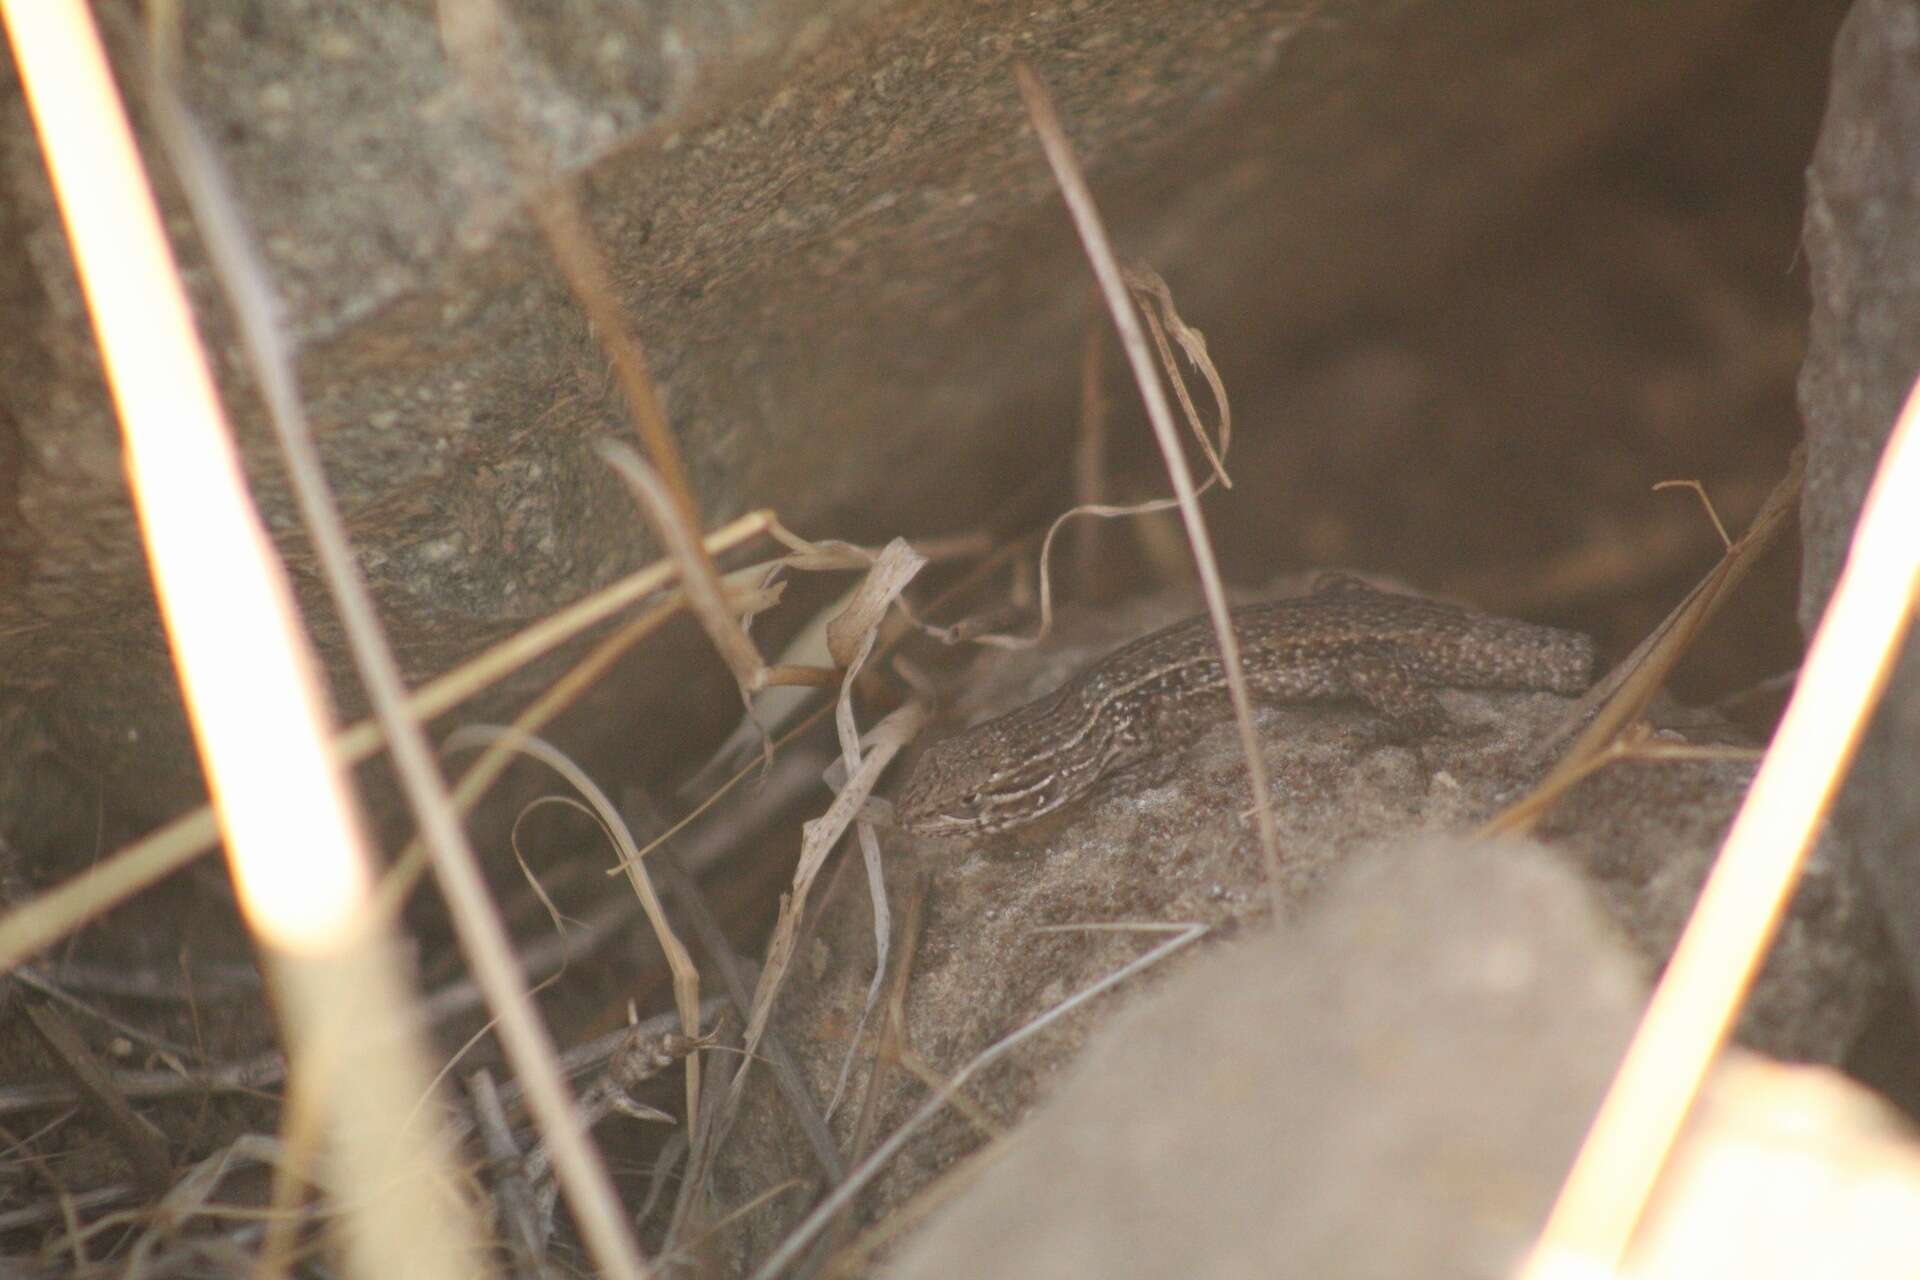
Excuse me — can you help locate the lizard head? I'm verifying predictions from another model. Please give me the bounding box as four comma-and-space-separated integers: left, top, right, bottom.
895, 722, 1070, 837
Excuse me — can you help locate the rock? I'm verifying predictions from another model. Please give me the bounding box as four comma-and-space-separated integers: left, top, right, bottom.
887, 838, 1643, 1280
0, 0, 1756, 827
1799, 0, 1920, 1010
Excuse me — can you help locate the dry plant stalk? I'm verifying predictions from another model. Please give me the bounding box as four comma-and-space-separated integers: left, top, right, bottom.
3, 5, 491, 1276
1522, 396, 1920, 1275
1482, 446, 1803, 837
1072, 315, 1112, 588
602, 442, 780, 698
1012, 62, 1286, 918
749, 922, 1209, 1280
376, 579, 781, 915
0, 510, 777, 975
690, 607, 929, 1204
443, 727, 707, 1128
965, 263, 1230, 653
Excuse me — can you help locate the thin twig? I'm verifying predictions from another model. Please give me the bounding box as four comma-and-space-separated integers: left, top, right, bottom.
0, 511, 773, 975
22, 1002, 172, 1195
466, 1070, 546, 1271
1521, 388, 1920, 1274
749, 922, 1207, 1280
26, 960, 259, 1003
0, 1050, 285, 1117
639, 795, 846, 1185
442, 728, 704, 1131
147, 50, 649, 1276
12, 966, 198, 1059
1484, 447, 1804, 837
1014, 63, 1285, 917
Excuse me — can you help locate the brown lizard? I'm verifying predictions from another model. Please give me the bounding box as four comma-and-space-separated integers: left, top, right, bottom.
895, 574, 1594, 837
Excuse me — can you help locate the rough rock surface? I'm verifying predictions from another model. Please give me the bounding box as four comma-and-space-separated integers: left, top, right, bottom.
888, 838, 1645, 1280
1799, 0, 1920, 1005
888, 864, 1920, 1280
709, 588, 1880, 1267
0, 0, 1754, 828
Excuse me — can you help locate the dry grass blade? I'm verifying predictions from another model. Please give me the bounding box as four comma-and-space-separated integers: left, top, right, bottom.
377, 580, 781, 916
443, 727, 706, 1129
1014, 62, 1286, 917
970, 267, 1227, 651
817, 541, 928, 1121
7, 4, 490, 1274
619, 701, 839, 879
601, 441, 778, 696
0, 511, 774, 975
712, 544, 929, 1109
1123, 263, 1231, 487
827, 543, 924, 669
750, 922, 1208, 1280
1482, 446, 1803, 837
969, 495, 1213, 651
691, 697, 929, 1202
1488, 726, 1763, 826
1520, 390, 1920, 1276
339, 511, 776, 759
820, 1134, 1018, 1279
1072, 316, 1112, 590
684, 578, 865, 795
1652, 478, 1734, 550
814, 541, 925, 1090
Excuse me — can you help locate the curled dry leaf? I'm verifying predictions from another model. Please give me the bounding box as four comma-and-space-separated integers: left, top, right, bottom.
828, 537, 927, 670
711, 545, 928, 1136
1123, 262, 1231, 487
442, 726, 705, 1130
